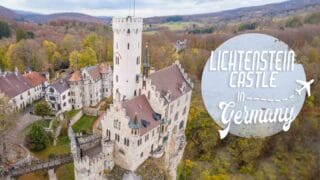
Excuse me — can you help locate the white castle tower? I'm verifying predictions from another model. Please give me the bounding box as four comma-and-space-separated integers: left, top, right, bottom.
112, 16, 143, 101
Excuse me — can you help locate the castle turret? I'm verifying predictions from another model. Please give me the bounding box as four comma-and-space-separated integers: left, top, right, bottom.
142, 43, 150, 88
112, 16, 143, 101
102, 138, 114, 170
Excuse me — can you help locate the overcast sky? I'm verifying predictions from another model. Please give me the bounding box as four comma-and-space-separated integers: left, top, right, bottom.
0, 0, 287, 17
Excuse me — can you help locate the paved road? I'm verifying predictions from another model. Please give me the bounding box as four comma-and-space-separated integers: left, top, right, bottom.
5, 107, 42, 146
2, 107, 43, 166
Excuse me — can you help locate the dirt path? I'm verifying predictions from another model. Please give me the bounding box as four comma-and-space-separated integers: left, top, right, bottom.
5, 108, 42, 145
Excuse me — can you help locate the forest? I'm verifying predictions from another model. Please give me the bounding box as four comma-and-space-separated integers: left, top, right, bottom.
0, 7, 319, 180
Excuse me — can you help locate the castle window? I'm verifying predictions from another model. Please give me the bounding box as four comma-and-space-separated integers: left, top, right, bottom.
116, 56, 119, 64
115, 134, 120, 142
50, 87, 54, 93
140, 152, 143, 157
136, 56, 140, 65
136, 74, 139, 83
147, 91, 150, 100
114, 119, 120, 130
119, 149, 125, 155
124, 138, 130, 146
145, 134, 149, 142
165, 106, 169, 118
183, 106, 187, 115
138, 139, 142, 146
179, 121, 184, 129
174, 112, 179, 121
127, 43, 130, 50
127, 29, 130, 34
170, 104, 174, 114
116, 75, 118, 82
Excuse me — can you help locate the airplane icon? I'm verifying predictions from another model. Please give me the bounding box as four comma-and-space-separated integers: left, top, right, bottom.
296, 79, 314, 97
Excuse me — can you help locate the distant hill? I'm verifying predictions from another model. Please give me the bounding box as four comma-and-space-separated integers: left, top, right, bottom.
0, 5, 23, 21
0, 0, 319, 25
14, 9, 42, 19
23, 12, 111, 24
144, 0, 320, 24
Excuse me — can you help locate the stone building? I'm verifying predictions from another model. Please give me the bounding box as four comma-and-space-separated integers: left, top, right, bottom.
45, 77, 72, 114
45, 64, 112, 114
0, 68, 48, 110
69, 64, 112, 109
73, 15, 193, 179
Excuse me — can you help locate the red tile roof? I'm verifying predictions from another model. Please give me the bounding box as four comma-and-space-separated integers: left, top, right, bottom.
122, 95, 160, 136
99, 63, 109, 74
69, 71, 81, 82
0, 72, 32, 98
150, 64, 192, 102
23, 71, 47, 87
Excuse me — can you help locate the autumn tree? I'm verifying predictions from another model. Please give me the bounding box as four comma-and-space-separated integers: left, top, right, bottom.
34, 101, 52, 117
69, 50, 80, 70
6, 39, 47, 72
0, 21, 11, 39
0, 94, 16, 164
43, 40, 57, 63
285, 16, 303, 28
16, 28, 27, 42
26, 123, 49, 151
0, 47, 8, 70
78, 47, 97, 68
60, 34, 79, 60
82, 33, 109, 62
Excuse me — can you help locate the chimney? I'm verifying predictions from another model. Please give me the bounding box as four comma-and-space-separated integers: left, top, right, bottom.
14, 67, 19, 75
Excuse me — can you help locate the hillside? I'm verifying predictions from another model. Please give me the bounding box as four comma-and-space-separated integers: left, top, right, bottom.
24, 12, 110, 24
144, 0, 320, 24
0, 6, 22, 21
0, 0, 319, 25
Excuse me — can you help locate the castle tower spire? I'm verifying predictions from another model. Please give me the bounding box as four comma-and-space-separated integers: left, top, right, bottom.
112, 16, 143, 101
143, 42, 150, 78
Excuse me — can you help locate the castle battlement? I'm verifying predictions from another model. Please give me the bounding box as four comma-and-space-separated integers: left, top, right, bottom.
112, 16, 143, 32
74, 154, 105, 172
175, 60, 194, 88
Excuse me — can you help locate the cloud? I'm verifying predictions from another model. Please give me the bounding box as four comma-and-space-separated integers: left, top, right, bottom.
0, 0, 286, 17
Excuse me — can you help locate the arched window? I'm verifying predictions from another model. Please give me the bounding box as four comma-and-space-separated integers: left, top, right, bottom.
179, 121, 184, 129
174, 112, 179, 121
116, 56, 119, 64
183, 106, 187, 115
50, 87, 54, 93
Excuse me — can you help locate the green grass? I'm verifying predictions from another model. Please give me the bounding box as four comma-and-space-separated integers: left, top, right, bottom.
56, 163, 75, 180
26, 119, 51, 131
159, 21, 205, 31
64, 109, 80, 120
31, 135, 71, 160
72, 115, 97, 134
51, 118, 59, 131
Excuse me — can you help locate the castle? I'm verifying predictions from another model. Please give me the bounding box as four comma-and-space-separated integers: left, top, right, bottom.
45, 64, 112, 115
71, 16, 193, 179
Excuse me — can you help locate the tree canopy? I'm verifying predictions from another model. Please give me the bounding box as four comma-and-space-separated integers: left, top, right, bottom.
26, 123, 49, 152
